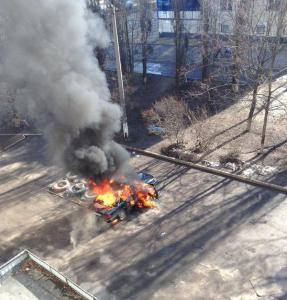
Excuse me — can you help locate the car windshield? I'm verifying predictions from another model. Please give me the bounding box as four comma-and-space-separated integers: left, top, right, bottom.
138, 172, 149, 180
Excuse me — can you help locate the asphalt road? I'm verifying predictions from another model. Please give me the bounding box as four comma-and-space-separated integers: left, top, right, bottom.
106, 38, 287, 82
106, 42, 203, 79
1, 137, 287, 299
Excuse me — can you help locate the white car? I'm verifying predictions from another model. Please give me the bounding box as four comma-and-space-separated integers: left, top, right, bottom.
147, 124, 165, 136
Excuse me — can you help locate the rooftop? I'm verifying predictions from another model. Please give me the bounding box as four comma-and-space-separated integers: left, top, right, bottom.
0, 250, 97, 300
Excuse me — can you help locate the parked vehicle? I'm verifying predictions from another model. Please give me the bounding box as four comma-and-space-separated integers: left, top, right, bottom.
93, 172, 158, 224
147, 124, 165, 136
93, 198, 134, 223
137, 172, 157, 186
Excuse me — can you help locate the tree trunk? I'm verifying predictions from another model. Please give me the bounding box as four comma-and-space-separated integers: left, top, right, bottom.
124, 17, 133, 73
202, 1, 210, 83
260, 95, 271, 153
232, 0, 246, 93
142, 43, 147, 85
260, 36, 279, 153
260, 75, 272, 153
116, 6, 133, 75
116, 11, 128, 74
246, 84, 258, 132
140, 0, 152, 85
232, 39, 240, 93
174, 7, 181, 89
95, 48, 106, 71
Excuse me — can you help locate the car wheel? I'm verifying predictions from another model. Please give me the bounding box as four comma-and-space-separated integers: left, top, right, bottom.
83, 190, 97, 201
66, 172, 79, 183
69, 183, 86, 196
52, 180, 70, 193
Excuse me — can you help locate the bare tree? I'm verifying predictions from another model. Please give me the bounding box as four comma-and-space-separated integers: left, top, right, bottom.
260, 1, 287, 152
87, 0, 101, 12
231, 0, 249, 92
190, 106, 210, 153
236, 1, 287, 133
245, 37, 271, 132
142, 96, 191, 146
138, 0, 152, 85
197, 0, 223, 83
240, 1, 275, 132
172, 0, 189, 89
111, 0, 135, 74
201, 0, 211, 83
153, 96, 191, 145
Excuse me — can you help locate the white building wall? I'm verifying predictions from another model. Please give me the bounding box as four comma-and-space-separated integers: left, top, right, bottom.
158, 11, 201, 35
158, 0, 287, 37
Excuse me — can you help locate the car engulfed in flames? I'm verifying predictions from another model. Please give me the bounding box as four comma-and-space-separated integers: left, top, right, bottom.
90, 177, 158, 224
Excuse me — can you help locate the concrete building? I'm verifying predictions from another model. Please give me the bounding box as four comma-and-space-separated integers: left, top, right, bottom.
157, 0, 201, 35
157, 0, 287, 37
87, 0, 107, 10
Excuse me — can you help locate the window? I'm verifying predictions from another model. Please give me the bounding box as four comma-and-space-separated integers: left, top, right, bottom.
220, 0, 232, 11
267, 0, 281, 10
221, 24, 231, 33
256, 25, 266, 35
157, 0, 172, 11
157, 0, 200, 11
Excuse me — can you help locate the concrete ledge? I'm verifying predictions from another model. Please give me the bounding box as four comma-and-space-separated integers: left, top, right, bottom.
0, 250, 98, 300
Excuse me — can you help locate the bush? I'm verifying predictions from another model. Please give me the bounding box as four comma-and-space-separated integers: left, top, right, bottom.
219, 150, 242, 165
141, 108, 159, 125
160, 143, 183, 156
178, 152, 198, 162
152, 96, 191, 145
190, 106, 211, 154
193, 138, 211, 154
160, 144, 198, 162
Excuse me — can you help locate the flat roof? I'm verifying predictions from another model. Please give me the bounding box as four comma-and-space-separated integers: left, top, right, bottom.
0, 250, 97, 300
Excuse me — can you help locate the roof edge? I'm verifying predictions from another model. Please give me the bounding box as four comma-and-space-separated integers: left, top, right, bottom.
0, 249, 98, 300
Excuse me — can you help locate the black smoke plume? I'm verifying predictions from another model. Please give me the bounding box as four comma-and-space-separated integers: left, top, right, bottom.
0, 0, 131, 178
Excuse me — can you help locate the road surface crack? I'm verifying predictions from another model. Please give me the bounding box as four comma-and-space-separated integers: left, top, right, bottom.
249, 279, 264, 298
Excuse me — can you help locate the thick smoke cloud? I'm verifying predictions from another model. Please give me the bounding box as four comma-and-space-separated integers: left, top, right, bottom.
0, 0, 131, 177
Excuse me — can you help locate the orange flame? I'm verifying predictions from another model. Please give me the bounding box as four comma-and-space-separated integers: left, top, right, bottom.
90, 177, 157, 210
135, 182, 157, 208
90, 179, 113, 195
89, 179, 117, 207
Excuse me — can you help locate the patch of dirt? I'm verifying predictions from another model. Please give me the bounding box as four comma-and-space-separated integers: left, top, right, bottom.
184, 107, 287, 169
240, 74, 287, 121
196, 74, 287, 169
143, 77, 287, 174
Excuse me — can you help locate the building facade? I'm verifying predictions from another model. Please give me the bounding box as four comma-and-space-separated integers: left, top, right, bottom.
157, 0, 287, 37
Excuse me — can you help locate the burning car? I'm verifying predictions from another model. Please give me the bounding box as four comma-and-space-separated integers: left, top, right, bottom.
90, 175, 159, 224
48, 171, 158, 224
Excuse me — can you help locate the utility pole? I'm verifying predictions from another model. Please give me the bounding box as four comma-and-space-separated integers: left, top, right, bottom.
110, 3, 129, 139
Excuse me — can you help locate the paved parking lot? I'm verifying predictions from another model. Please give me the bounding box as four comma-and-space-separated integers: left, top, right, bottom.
1, 137, 287, 299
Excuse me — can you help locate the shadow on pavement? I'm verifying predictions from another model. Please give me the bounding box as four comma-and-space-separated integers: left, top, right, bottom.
102, 171, 287, 299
